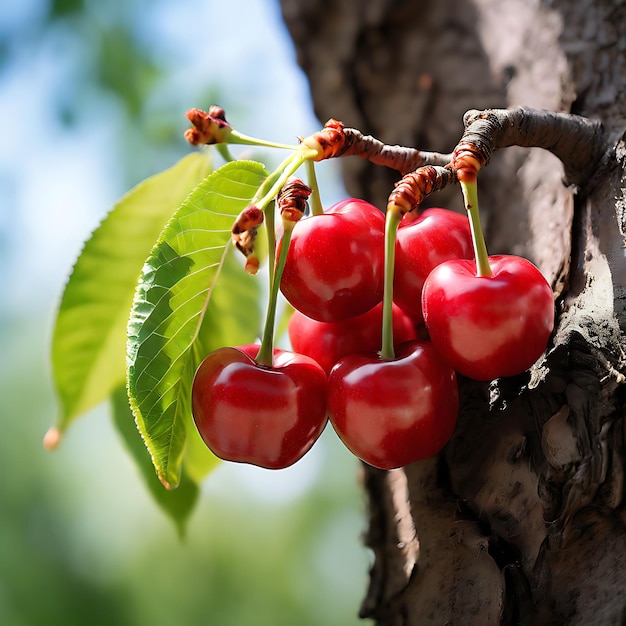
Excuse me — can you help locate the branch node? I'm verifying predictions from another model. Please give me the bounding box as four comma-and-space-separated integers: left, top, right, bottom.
387, 166, 458, 215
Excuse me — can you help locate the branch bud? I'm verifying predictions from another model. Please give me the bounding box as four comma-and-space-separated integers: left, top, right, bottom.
451, 143, 484, 183
232, 205, 264, 235
277, 178, 312, 224
232, 226, 261, 275
301, 119, 347, 161
387, 166, 457, 215
184, 105, 233, 145
231, 205, 264, 274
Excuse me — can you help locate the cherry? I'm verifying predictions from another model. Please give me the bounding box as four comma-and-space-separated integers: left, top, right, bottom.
421, 255, 554, 381
288, 302, 418, 375
279, 198, 385, 322
327, 340, 458, 470
394, 207, 473, 323
191, 344, 328, 469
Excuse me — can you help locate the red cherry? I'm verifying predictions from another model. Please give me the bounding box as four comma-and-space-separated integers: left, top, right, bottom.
288, 302, 418, 375
191, 345, 328, 469
280, 198, 385, 322
421, 255, 554, 381
394, 208, 474, 323
327, 340, 458, 470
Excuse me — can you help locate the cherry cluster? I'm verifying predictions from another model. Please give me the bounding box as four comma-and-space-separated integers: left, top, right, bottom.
191, 194, 554, 471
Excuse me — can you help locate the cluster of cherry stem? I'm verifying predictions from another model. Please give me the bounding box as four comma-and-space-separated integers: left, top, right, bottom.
185, 105, 605, 367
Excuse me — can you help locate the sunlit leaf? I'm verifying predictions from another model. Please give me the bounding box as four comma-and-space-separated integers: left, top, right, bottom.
110, 385, 199, 536
127, 160, 268, 489
51, 152, 213, 434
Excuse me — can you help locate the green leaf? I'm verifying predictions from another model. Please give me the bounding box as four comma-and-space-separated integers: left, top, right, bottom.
110, 385, 199, 537
51, 151, 213, 433
127, 160, 268, 489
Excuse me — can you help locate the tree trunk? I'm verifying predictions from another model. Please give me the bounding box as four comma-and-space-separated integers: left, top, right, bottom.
280, 0, 626, 623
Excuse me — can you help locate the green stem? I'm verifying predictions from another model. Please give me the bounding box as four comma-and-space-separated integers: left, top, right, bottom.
251, 147, 318, 367
256, 220, 295, 367
380, 207, 403, 360
256, 149, 318, 211
306, 160, 324, 216
216, 143, 235, 162
460, 180, 492, 278
265, 201, 276, 290
229, 129, 300, 151
252, 153, 296, 206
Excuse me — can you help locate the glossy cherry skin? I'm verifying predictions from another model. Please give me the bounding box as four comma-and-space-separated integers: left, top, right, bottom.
280, 198, 385, 322
327, 340, 458, 470
394, 208, 474, 323
191, 345, 328, 469
421, 255, 554, 381
288, 302, 418, 375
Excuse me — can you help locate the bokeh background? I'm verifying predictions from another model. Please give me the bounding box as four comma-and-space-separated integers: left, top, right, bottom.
0, 1, 371, 624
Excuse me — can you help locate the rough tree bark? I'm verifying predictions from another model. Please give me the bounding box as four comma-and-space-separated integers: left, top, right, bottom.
280, 0, 626, 624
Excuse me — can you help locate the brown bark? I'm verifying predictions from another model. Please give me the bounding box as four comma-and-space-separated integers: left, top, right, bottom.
280, 0, 626, 624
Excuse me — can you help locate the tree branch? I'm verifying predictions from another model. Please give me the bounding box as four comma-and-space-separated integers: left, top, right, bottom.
454, 107, 606, 186
339, 128, 451, 175
387, 166, 457, 215
303, 119, 451, 173
386, 107, 607, 212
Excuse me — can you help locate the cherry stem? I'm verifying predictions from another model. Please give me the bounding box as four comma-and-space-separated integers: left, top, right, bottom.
265, 201, 276, 287
229, 129, 300, 151
380, 206, 403, 360
253, 153, 299, 209
256, 149, 318, 212
216, 143, 235, 162
249, 153, 318, 366
256, 220, 295, 367
305, 160, 324, 216
461, 180, 492, 278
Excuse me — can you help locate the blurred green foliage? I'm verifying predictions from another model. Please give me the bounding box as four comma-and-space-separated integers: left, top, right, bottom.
0, 323, 369, 624
0, 0, 368, 624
